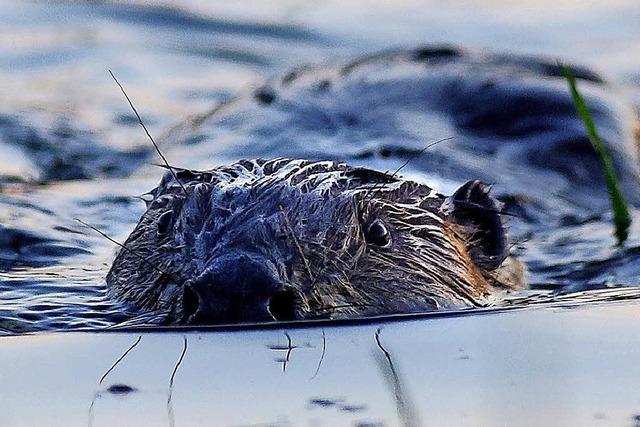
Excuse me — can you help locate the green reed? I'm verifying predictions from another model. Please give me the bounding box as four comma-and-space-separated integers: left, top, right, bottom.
562, 65, 632, 244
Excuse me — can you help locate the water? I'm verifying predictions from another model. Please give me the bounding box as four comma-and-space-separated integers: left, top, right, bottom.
1, 0, 640, 333
2, 301, 640, 426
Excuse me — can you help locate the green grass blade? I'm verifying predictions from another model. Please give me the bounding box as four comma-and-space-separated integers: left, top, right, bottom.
562, 65, 632, 245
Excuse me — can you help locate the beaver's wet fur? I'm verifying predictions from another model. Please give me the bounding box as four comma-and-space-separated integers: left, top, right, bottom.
107, 158, 525, 324
161, 46, 640, 217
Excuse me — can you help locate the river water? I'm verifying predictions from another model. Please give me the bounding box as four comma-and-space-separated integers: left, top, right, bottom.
1, 0, 640, 333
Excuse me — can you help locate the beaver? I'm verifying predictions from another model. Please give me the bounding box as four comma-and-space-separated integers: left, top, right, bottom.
160, 46, 640, 217
107, 158, 525, 324
107, 46, 640, 324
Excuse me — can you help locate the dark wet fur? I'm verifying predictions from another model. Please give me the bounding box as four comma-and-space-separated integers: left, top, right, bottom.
107, 159, 523, 324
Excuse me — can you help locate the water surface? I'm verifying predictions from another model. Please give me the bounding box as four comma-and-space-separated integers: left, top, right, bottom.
2, 300, 640, 426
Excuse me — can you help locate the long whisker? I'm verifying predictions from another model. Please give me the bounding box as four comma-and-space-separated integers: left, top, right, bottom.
108, 69, 189, 197
363, 136, 454, 204
389, 136, 454, 180
316, 302, 374, 313
361, 169, 390, 204
75, 218, 182, 286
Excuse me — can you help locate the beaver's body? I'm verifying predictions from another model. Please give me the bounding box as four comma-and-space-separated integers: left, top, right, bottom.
108, 46, 639, 324
160, 46, 640, 217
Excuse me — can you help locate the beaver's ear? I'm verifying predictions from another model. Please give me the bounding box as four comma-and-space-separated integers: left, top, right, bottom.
441, 180, 508, 270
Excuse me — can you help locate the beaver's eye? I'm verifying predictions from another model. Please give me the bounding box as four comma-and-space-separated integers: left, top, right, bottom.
157, 210, 173, 236
365, 219, 390, 247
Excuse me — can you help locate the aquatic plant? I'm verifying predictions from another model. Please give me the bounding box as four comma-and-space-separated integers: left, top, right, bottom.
562, 65, 632, 244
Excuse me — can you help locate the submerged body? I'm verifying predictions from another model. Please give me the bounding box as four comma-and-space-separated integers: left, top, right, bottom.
161, 46, 640, 217
108, 46, 639, 324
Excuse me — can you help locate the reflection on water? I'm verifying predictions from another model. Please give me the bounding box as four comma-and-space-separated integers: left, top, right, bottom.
88, 335, 142, 427
1, 301, 640, 426
268, 332, 315, 372
374, 329, 420, 427
99, 335, 142, 385
88, 334, 188, 427
167, 336, 188, 427
310, 329, 326, 380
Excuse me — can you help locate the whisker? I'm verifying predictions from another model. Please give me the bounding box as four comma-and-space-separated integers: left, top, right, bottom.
363, 136, 454, 204
108, 70, 189, 197
75, 218, 182, 286
316, 303, 373, 313
361, 169, 390, 204
389, 136, 454, 180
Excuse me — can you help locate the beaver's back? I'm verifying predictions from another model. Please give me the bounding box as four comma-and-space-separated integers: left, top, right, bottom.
158, 45, 640, 218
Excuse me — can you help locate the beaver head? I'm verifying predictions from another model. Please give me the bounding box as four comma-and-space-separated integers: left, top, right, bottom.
106, 158, 525, 324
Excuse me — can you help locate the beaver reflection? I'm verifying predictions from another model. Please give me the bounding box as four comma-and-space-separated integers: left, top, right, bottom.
88, 335, 188, 427
107, 159, 525, 325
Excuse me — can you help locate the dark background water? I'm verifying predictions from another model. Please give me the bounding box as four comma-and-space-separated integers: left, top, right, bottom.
1, 0, 640, 333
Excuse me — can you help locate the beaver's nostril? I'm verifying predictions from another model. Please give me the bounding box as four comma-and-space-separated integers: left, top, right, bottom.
182, 282, 200, 322
268, 288, 298, 322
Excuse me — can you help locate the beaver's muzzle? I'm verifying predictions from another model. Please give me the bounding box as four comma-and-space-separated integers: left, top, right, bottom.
181, 252, 300, 324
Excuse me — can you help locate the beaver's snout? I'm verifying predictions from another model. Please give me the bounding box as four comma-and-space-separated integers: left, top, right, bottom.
182, 252, 298, 324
